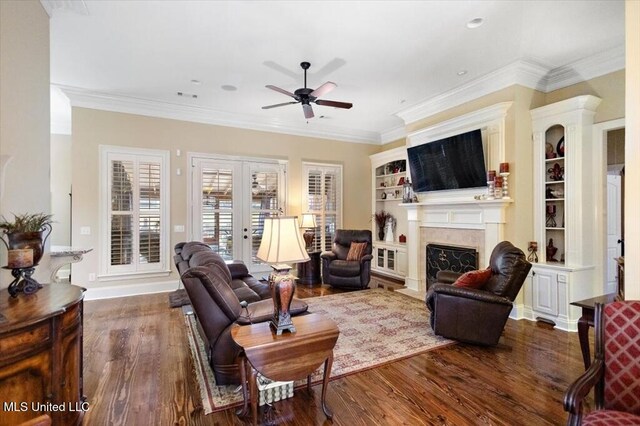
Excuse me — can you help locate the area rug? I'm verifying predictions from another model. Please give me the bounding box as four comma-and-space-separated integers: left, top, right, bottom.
169, 288, 190, 308
184, 288, 453, 414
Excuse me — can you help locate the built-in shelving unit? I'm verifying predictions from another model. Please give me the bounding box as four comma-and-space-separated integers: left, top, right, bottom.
526, 95, 601, 331
370, 148, 408, 280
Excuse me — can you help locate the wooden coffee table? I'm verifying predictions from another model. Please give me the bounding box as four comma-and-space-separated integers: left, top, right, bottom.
231, 313, 340, 425
570, 293, 617, 369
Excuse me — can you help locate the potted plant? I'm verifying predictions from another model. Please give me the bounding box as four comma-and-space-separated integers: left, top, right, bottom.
0, 213, 53, 266
373, 210, 391, 241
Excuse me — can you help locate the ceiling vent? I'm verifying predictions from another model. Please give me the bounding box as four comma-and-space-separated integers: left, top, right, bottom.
177, 92, 198, 99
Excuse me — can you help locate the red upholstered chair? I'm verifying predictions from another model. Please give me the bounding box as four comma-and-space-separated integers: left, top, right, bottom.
564, 301, 640, 425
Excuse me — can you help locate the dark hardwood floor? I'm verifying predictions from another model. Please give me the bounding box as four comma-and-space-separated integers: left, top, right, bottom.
82, 284, 589, 425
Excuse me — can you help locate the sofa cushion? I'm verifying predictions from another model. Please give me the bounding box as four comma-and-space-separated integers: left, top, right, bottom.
329, 260, 361, 277
189, 251, 233, 282
453, 268, 492, 289
346, 242, 368, 261
183, 266, 241, 322
180, 241, 211, 261
232, 280, 261, 304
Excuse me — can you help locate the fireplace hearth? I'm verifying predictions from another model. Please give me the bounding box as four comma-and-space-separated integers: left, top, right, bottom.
426, 244, 478, 288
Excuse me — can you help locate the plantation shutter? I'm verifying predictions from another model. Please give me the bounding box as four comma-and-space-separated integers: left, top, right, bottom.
103, 148, 169, 276
302, 163, 342, 252
201, 167, 234, 260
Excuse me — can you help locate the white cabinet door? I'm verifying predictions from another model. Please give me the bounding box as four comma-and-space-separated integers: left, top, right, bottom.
396, 249, 407, 276
532, 269, 559, 317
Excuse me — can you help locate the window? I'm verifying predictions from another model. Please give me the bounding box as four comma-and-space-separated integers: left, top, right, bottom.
100, 146, 170, 277
302, 162, 342, 252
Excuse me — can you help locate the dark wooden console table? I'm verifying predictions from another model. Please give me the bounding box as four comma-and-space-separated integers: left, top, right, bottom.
0, 284, 85, 426
570, 293, 617, 369
296, 251, 321, 284
231, 313, 339, 425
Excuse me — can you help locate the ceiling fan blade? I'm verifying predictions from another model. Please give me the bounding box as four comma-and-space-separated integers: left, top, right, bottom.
266, 85, 296, 99
315, 99, 353, 109
302, 103, 314, 119
310, 81, 336, 98
262, 101, 298, 110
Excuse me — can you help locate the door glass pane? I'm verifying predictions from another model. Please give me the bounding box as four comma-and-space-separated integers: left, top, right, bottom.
111, 214, 133, 266
323, 213, 337, 251
202, 168, 233, 260
250, 171, 280, 263
377, 248, 384, 268
388, 250, 395, 270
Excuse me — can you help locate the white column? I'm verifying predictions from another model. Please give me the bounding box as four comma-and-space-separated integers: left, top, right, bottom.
405, 206, 421, 292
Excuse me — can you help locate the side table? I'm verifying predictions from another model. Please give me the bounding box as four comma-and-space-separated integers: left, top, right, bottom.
570, 293, 617, 369
296, 250, 321, 284
231, 313, 340, 425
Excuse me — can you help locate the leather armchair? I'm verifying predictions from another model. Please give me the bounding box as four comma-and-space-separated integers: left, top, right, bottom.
425, 241, 532, 346
321, 229, 373, 289
564, 301, 640, 425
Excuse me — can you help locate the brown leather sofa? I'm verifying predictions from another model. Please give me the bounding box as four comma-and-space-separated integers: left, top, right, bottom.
320, 229, 373, 289
425, 241, 532, 346
174, 242, 308, 385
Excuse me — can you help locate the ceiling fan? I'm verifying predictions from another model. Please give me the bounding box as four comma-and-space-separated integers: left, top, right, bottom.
262, 61, 353, 119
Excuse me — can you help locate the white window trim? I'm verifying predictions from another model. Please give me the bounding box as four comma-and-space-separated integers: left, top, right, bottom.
302, 161, 343, 251
99, 145, 171, 279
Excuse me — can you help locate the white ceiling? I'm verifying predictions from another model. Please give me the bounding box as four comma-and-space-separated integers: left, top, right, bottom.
47, 0, 625, 143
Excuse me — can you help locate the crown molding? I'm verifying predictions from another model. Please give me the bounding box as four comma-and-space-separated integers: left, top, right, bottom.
395, 59, 549, 125
379, 126, 406, 145
544, 46, 625, 92
56, 85, 380, 145
395, 47, 624, 126
40, 0, 89, 17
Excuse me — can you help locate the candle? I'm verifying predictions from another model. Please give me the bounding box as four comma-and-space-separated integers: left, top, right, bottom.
487, 170, 496, 181
546, 205, 556, 214
500, 162, 509, 173
494, 176, 503, 187
8, 248, 33, 268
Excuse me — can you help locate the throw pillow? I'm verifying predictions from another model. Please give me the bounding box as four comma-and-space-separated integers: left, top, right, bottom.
453, 268, 492, 289
346, 242, 368, 261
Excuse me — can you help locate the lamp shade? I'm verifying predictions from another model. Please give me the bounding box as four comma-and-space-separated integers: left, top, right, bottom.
299, 213, 317, 229
257, 216, 310, 264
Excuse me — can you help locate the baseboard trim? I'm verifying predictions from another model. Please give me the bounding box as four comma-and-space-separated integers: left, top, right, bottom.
84, 279, 180, 300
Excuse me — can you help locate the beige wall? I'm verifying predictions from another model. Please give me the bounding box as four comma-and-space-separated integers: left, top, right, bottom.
51, 133, 72, 247
625, 0, 640, 300
71, 108, 379, 289
544, 70, 625, 124
0, 0, 50, 287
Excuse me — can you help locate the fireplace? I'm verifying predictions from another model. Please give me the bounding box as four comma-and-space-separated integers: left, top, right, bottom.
426, 243, 478, 288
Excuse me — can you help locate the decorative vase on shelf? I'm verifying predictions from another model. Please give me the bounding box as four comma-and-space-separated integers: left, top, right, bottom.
378, 228, 385, 241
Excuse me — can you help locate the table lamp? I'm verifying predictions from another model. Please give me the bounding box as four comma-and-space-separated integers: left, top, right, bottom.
257, 216, 310, 335
299, 213, 317, 251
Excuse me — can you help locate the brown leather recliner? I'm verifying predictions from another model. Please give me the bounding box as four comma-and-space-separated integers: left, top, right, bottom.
175, 242, 308, 385
425, 241, 532, 346
320, 229, 373, 289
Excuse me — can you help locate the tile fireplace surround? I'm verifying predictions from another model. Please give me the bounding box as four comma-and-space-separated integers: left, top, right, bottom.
402, 199, 513, 293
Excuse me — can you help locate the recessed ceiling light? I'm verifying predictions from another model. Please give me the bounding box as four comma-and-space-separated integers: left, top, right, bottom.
190, 79, 202, 85
466, 17, 484, 29
457, 70, 468, 76
221, 85, 237, 91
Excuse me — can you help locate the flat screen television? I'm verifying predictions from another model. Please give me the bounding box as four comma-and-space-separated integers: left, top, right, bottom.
407, 129, 487, 192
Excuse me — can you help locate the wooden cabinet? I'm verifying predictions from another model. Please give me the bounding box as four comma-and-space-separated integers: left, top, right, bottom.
528, 95, 601, 331
373, 243, 407, 279
0, 285, 85, 426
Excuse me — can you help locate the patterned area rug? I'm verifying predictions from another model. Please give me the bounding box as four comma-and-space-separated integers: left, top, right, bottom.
185, 288, 453, 414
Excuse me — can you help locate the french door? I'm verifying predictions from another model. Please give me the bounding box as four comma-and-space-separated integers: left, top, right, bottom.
191, 156, 287, 273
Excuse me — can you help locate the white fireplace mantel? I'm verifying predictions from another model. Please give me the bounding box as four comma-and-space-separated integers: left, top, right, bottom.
401, 199, 513, 292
